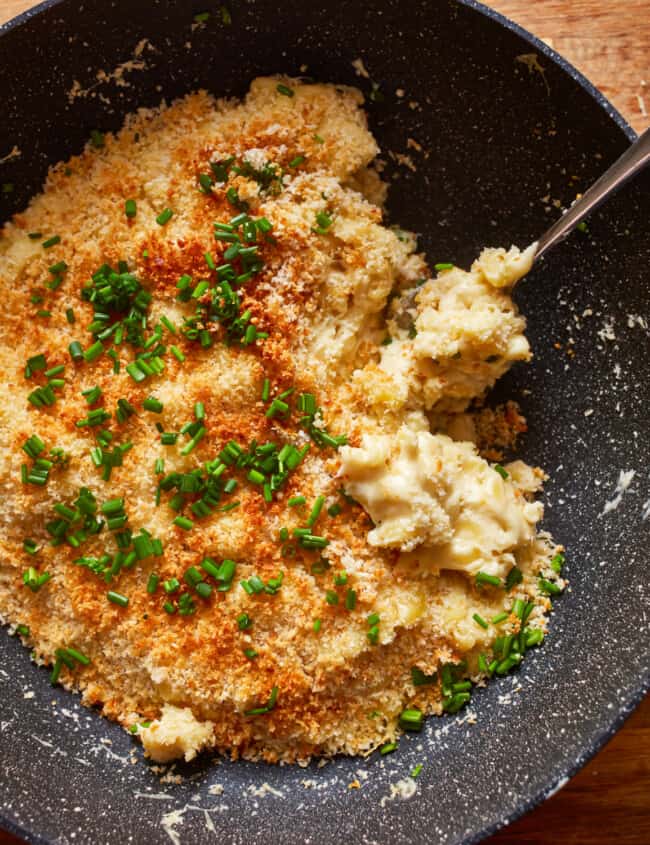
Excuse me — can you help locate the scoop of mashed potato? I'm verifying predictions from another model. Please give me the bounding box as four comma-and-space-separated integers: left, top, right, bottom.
354, 246, 532, 414
340, 421, 542, 578
139, 705, 215, 763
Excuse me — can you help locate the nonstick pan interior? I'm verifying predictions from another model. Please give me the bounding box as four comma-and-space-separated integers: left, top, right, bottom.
0, 2, 649, 843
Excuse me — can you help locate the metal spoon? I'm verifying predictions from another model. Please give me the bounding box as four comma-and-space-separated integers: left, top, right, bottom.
534, 126, 650, 263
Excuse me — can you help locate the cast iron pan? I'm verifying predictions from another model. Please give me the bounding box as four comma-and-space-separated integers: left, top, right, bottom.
0, 1, 649, 843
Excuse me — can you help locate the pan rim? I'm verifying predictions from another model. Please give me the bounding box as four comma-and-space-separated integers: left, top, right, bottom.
0, 1, 646, 843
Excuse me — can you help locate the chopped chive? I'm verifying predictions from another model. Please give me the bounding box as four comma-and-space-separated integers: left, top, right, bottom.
163, 577, 180, 595
107, 591, 129, 608
180, 426, 206, 456
244, 685, 279, 716
82, 385, 102, 405
550, 552, 565, 573
475, 571, 501, 588
156, 208, 173, 226
473, 613, 489, 630
289, 155, 305, 167
42, 235, 61, 249
64, 647, 90, 666
380, 742, 397, 755
288, 496, 306, 507
143, 396, 164, 413
261, 378, 270, 402
147, 573, 160, 594
443, 691, 472, 713
491, 611, 509, 624
505, 566, 523, 591
313, 618, 322, 633
83, 341, 104, 363
48, 260, 68, 275
512, 598, 526, 619
367, 624, 380, 645
22, 434, 45, 458
183, 566, 203, 589
125, 199, 137, 218
25, 353, 47, 376
327, 503, 342, 517
243, 647, 257, 659
434, 262, 454, 271
50, 659, 63, 684
192, 279, 209, 298
173, 515, 193, 531
539, 577, 562, 596
276, 83, 294, 97
160, 315, 176, 334
170, 345, 185, 362
399, 708, 423, 731
494, 463, 509, 479
126, 361, 146, 382
345, 588, 357, 611
307, 495, 325, 527
23, 538, 40, 555
411, 666, 437, 686
237, 612, 252, 630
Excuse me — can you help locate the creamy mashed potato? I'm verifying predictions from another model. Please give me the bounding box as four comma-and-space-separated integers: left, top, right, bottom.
0, 77, 562, 764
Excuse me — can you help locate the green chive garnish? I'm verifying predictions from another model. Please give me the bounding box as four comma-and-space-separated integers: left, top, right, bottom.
307, 495, 325, 527
143, 396, 164, 413
475, 571, 501, 588
107, 591, 129, 608
380, 742, 397, 755
399, 708, 423, 731
156, 208, 173, 226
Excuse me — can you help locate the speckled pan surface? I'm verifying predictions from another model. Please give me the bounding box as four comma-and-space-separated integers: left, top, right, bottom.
0, 1, 648, 843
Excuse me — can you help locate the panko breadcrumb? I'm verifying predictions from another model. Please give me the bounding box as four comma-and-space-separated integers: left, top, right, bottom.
0, 76, 562, 764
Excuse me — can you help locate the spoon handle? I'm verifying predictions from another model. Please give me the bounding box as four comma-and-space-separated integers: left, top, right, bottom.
535, 127, 650, 261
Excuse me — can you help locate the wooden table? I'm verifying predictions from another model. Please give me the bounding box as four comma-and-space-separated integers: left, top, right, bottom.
0, 1, 648, 843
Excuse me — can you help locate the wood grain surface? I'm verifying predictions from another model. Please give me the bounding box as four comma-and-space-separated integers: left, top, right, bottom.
0, 1, 648, 844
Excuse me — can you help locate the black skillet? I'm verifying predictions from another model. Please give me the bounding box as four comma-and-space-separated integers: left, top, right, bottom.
1, 1, 649, 843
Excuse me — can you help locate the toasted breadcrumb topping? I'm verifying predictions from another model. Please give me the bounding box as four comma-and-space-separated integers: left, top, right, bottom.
0, 77, 561, 764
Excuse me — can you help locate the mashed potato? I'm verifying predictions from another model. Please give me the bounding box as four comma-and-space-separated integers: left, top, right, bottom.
0, 77, 561, 764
